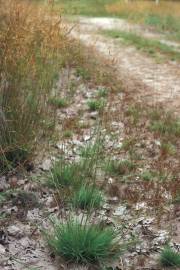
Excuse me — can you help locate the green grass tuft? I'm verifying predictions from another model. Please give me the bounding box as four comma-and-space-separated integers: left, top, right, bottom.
87, 99, 105, 112
160, 246, 180, 267
49, 160, 81, 188
46, 219, 121, 264
105, 159, 135, 176
49, 97, 68, 108
72, 185, 104, 210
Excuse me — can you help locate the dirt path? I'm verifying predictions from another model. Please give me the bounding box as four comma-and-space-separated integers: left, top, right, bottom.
71, 17, 180, 113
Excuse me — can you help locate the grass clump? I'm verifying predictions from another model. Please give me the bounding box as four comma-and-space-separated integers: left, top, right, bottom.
63, 130, 73, 139
149, 111, 180, 138
49, 160, 81, 188
87, 99, 105, 112
105, 159, 135, 176
160, 246, 180, 267
46, 219, 121, 264
0, 0, 70, 172
141, 170, 155, 181
72, 185, 104, 210
49, 97, 68, 108
97, 88, 108, 98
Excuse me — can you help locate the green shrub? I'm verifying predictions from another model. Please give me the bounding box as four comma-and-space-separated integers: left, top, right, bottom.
72, 185, 104, 210
47, 219, 121, 264
160, 246, 180, 267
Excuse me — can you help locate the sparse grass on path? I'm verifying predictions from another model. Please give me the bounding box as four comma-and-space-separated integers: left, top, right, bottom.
102, 29, 180, 62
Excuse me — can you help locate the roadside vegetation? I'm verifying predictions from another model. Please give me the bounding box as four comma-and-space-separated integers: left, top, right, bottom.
0, 1, 180, 269
102, 29, 180, 62
56, 0, 180, 41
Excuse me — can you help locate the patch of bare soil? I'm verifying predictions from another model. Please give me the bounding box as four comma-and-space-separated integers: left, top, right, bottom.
71, 17, 180, 113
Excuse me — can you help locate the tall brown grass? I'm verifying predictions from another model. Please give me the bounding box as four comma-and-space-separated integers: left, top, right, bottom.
0, 0, 71, 172
106, 1, 180, 19
106, 1, 180, 36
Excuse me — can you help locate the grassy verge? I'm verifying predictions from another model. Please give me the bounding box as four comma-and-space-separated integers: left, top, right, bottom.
55, 1, 180, 41
102, 29, 180, 62
0, 0, 81, 173
106, 1, 180, 42
53, 0, 115, 17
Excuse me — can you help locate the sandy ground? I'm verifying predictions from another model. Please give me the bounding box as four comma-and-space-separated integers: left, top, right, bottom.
70, 17, 180, 113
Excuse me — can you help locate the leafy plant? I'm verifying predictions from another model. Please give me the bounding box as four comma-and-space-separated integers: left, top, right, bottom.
46, 219, 121, 264
160, 246, 180, 267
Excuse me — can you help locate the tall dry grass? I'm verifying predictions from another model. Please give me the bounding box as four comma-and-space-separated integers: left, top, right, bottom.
106, 1, 180, 37
0, 0, 71, 172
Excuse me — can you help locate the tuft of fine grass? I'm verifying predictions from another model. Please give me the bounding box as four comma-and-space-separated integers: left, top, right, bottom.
104, 159, 135, 176
87, 99, 105, 112
49, 97, 68, 108
48, 160, 81, 188
46, 219, 121, 264
160, 246, 180, 267
72, 185, 104, 210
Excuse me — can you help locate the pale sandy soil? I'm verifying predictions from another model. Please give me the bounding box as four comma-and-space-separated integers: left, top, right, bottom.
70, 17, 180, 113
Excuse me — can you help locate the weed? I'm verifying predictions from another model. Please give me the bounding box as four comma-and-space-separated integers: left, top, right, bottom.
105, 159, 135, 176
72, 185, 104, 210
160, 246, 180, 267
49, 97, 68, 108
87, 99, 105, 112
46, 219, 121, 264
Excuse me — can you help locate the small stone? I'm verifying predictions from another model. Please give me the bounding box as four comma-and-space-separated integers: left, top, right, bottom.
7, 225, 22, 237
40, 159, 52, 171
0, 244, 6, 254
114, 205, 126, 216
90, 111, 98, 119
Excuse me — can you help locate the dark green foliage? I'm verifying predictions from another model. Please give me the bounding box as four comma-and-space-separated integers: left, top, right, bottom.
160, 246, 180, 267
